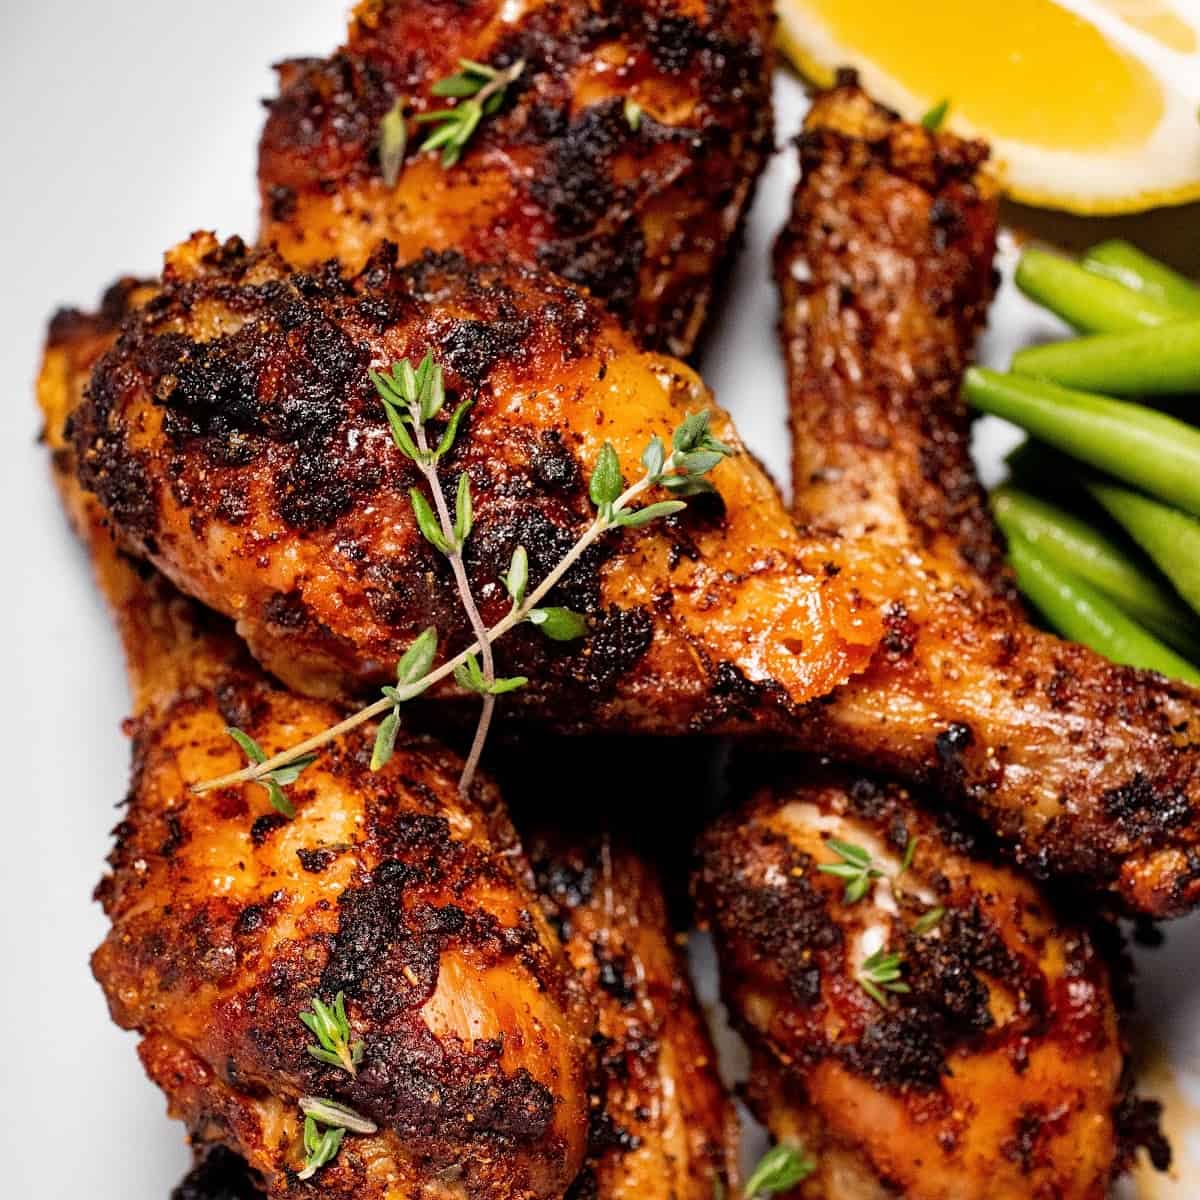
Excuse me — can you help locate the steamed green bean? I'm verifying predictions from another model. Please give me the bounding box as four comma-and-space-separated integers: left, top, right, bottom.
1006, 533, 1200, 684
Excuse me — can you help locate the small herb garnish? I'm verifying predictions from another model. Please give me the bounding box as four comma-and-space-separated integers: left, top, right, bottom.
913, 905, 946, 936
298, 1116, 343, 1181
624, 97, 643, 131
921, 98, 951, 131
744, 1143, 817, 1196
192, 370, 733, 803
379, 99, 408, 187
899, 834, 919, 874
224, 728, 316, 817
296, 1097, 378, 1181
859, 948, 910, 1006
817, 838, 881, 904
300, 992, 364, 1077
415, 57, 525, 166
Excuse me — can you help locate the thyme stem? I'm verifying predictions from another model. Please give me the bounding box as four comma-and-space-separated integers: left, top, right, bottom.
192, 472, 655, 795
412, 423, 495, 794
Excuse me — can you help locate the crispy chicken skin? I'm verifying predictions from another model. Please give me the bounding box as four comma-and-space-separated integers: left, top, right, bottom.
162, 835, 740, 1200
43, 306, 596, 1200
258, 0, 774, 357
70, 233, 883, 721
780, 80, 1200, 918
529, 833, 740, 1200
696, 771, 1148, 1199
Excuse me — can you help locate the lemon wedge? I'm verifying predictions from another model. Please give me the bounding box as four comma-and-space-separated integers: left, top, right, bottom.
778, 0, 1200, 213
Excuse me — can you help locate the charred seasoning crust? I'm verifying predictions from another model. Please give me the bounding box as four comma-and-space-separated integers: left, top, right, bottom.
778, 72, 1010, 598
94, 663, 588, 1172
72, 236, 659, 700
259, 0, 774, 350
171, 1148, 265, 1200
694, 768, 1110, 1097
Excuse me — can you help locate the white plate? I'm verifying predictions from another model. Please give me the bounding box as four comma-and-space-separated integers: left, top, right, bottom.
1, 6, 1197, 1195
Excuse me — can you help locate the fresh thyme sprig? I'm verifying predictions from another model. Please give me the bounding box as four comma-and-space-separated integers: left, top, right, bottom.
371, 351, 526, 792
817, 839, 882, 904
299, 1117, 343, 1181
296, 1096, 378, 1180
193, 381, 733, 803
818, 831, 923, 906
744, 1143, 817, 1196
224, 729, 316, 818
300, 992, 364, 1077
415, 57, 525, 166
859, 948, 910, 1007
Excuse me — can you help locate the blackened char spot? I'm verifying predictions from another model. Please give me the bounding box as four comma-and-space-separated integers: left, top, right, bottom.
297, 847, 337, 873
263, 590, 311, 631
249, 812, 288, 847
171, 1147, 264, 1200
579, 606, 653, 693
594, 946, 637, 1008
1103, 773, 1192, 845
440, 316, 532, 383
935, 722, 973, 764
531, 430, 581, 494
531, 844, 598, 943
1115, 1092, 1172, 1173
840, 1009, 948, 1089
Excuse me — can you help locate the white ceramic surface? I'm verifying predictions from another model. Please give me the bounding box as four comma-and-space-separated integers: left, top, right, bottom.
1, 5, 1197, 1195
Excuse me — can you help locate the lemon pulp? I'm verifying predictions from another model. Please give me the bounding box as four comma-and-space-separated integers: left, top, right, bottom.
803, 0, 1163, 150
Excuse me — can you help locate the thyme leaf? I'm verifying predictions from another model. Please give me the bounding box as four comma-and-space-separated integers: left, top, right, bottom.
744, 1143, 817, 1196
415, 58, 525, 166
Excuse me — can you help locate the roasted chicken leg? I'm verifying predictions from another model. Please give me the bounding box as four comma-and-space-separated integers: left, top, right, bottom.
43, 298, 596, 1200
696, 767, 1163, 1198
71, 232, 883, 719
694, 77, 1169, 1197
47, 283, 740, 1200
775, 80, 1200, 919
258, 0, 774, 357
163, 834, 740, 1200
529, 832, 740, 1199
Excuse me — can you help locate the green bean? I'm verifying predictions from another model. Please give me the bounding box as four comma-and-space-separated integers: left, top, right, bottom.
966, 368, 1200, 516
1086, 480, 1200, 623
992, 485, 1200, 642
1015, 248, 1181, 333
1011, 318, 1200, 395
1006, 533, 1200, 684
1083, 241, 1200, 317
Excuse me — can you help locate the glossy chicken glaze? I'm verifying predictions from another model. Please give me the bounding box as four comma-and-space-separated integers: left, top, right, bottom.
779, 82, 1200, 918
44, 305, 595, 1200
259, 0, 774, 357
71, 234, 884, 723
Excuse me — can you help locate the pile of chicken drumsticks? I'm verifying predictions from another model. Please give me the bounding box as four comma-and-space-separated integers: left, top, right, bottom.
39, 2, 1194, 1197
